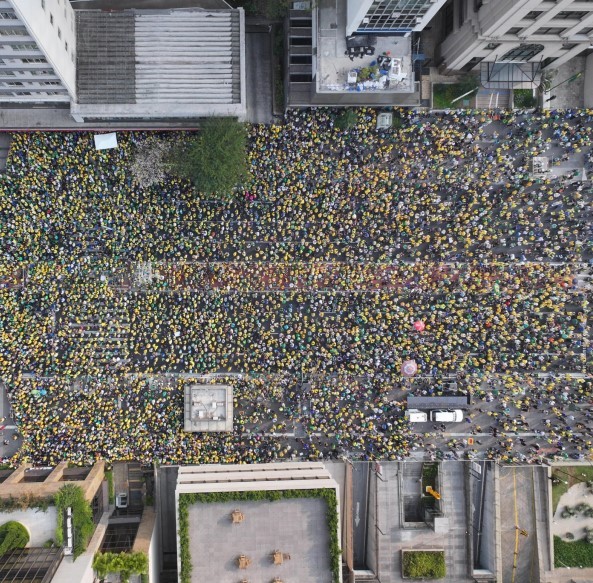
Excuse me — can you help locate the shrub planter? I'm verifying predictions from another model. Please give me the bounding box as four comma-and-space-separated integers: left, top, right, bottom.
402, 549, 446, 580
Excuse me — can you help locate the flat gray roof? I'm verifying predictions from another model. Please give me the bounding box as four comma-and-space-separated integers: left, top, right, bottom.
187, 498, 333, 583
74, 8, 246, 119
407, 395, 471, 410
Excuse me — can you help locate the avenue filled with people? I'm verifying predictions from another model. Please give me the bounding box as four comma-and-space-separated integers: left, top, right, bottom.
0, 107, 591, 466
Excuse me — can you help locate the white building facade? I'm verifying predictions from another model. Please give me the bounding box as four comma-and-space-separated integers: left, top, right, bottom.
0, 0, 76, 102
439, 0, 593, 73
347, 0, 447, 36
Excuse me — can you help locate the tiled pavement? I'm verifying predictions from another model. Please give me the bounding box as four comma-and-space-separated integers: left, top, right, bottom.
187, 498, 332, 583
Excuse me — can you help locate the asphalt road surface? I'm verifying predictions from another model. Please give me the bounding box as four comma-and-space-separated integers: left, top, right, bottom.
245, 31, 274, 124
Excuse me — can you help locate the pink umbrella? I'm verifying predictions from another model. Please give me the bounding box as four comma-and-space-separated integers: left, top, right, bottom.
413, 320, 425, 332
401, 360, 418, 377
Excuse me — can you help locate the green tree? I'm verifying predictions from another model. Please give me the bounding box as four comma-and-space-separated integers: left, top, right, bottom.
335, 109, 358, 131
169, 117, 248, 198
0, 521, 29, 555
93, 551, 148, 583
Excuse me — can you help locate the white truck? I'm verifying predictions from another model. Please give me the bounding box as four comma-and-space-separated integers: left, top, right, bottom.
406, 409, 464, 423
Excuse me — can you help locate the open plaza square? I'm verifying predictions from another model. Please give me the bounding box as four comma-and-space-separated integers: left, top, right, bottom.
0, 107, 591, 467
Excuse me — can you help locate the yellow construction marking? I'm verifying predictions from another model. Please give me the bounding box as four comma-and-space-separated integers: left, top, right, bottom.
511, 468, 519, 583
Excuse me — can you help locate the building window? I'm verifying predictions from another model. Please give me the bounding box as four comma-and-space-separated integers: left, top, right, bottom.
12, 44, 38, 51
7, 81, 23, 86
57, 27, 61, 39
581, 27, 593, 35
0, 29, 26, 36
524, 11, 543, 20
561, 43, 577, 50
49, 13, 53, 26
474, 0, 483, 11
41, 0, 45, 10
535, 27, 565, 35
65, 41, 68, 52
554, 11, 587, 20
0, 12, 18, 20
22, 58, 46, 63
541, 56, 558, 68
485, 42, 501, 50
507, 27, 522, 35
500, 43, 544, 62
0, 71, 15, 76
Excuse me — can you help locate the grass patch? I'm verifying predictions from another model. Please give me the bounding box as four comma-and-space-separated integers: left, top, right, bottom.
105, 470, 115, 505
552, 467, 593, 513
402, 550, 446, 579
513, 88, 537, 109
554, 536, 593, 568
432, 76, 479, 109
178, 489, 341, 583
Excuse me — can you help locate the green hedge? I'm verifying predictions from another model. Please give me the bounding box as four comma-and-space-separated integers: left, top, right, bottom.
0, 494, 51, 513
554, 535, 593, 568
402, 550, 446, 579
0, 521, 29, 556
179, 488, 341, 583
105, 470, 115, 505
93, 551, 148, 583
54, 484, 95, 560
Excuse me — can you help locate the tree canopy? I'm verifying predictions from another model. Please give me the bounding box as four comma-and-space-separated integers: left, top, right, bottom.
169, 117, 248, 198
0, 521, 29, 556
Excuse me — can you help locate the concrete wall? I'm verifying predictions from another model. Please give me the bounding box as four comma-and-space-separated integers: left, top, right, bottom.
0, 506, 57, 547
132, 506, 159, 583
346, 0, 372, 36
0, 462, 104, 503
10, 0, 77, 97
585, 54, 593, 108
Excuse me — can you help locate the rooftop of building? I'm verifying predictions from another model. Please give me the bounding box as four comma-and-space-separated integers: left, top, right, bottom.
186, 496, 333, 583
177, 462, 339, 583
73, 7, 246, 119
316, 0, 414, 94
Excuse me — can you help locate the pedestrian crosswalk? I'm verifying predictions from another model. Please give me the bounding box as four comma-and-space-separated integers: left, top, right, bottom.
63, 295, 131, 369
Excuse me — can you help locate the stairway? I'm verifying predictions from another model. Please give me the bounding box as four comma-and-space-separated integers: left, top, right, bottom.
288, 8, 313, 105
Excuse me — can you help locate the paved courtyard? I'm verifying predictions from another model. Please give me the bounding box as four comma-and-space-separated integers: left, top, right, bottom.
187, 498, 332, 583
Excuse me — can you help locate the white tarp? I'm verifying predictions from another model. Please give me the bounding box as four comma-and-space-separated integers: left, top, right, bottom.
93, 132, 118, 150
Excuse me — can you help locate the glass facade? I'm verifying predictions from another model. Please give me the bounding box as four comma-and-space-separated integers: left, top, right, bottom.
356, 0, 436, 33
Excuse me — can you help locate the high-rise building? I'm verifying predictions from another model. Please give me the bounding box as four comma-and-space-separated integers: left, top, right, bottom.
439, 0, 593, 75
0, 0, 76, 103
347, 0, 446, 36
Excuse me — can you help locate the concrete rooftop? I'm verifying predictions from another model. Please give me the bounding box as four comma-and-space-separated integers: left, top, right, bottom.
187, 498, 333, 583
317, 0, 413, 94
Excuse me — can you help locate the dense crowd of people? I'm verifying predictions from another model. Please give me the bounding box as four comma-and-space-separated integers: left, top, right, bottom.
0, 107, 591, 465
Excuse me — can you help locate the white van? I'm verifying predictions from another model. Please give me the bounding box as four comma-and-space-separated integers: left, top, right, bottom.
406, 409, 428, 422
430, 409, 464, 423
